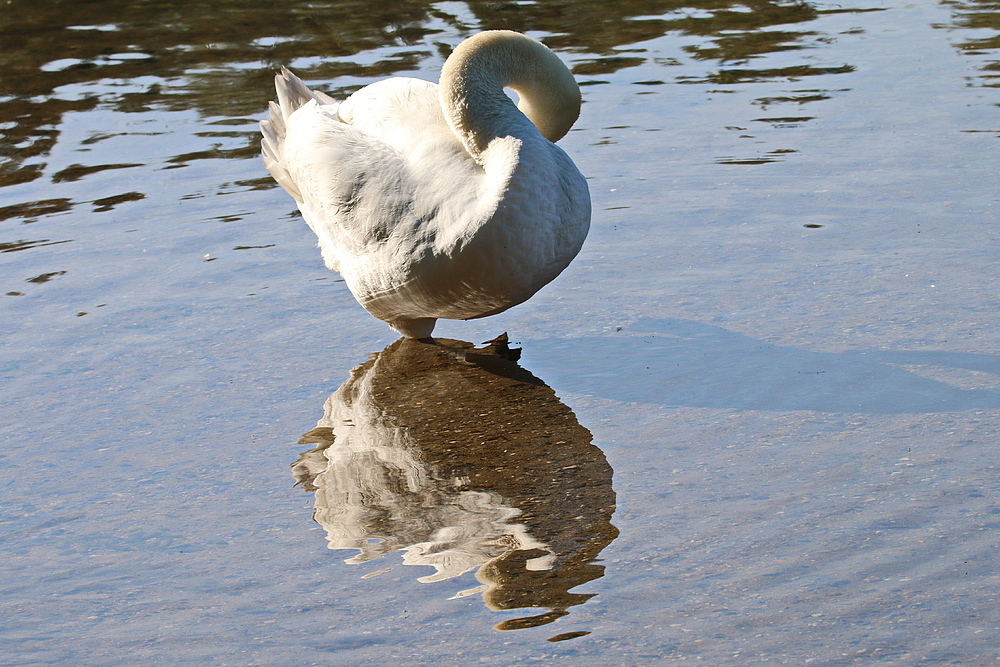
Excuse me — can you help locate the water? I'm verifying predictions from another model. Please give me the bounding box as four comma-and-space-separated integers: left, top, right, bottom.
2, 0, 999, 664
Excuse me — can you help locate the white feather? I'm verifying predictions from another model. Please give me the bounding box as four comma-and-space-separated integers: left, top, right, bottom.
260, 31, 591, 338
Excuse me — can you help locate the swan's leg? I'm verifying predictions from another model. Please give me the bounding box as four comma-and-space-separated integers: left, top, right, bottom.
388, 317, 437, 339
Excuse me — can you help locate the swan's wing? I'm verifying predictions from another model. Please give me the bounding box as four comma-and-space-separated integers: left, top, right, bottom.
263, 71, 492, 287
338, 78, 446, 156
337, 78, 490, 250
280, 100, 421, 273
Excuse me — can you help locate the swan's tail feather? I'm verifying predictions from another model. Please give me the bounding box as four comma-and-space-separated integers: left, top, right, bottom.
274, 67, 319, 120
261, 67, 338, 203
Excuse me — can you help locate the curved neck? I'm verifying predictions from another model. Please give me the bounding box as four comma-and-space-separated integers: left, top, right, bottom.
439, 31, 581, 159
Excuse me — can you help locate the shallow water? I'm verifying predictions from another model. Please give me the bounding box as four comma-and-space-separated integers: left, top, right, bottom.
2, 0, 999, 664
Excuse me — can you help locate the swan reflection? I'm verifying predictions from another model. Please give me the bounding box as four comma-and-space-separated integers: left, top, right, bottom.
293, 335, 617, 630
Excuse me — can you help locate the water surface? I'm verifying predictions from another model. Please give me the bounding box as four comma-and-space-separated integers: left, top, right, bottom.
2, 0, 1000, 664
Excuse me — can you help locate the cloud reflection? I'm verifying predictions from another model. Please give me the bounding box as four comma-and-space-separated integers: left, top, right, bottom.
293, 335, 617, 631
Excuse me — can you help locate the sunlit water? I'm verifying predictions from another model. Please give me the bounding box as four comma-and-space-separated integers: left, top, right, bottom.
2, 0, 999, 664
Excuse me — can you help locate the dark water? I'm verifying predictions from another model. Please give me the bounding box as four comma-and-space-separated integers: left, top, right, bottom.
2, 0, 1000, 664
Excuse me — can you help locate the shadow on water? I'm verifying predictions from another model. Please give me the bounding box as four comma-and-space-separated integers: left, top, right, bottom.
546, 318, 1000, 414
291, 335, 617, 633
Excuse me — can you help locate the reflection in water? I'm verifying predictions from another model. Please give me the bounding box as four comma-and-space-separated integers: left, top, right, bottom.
0, 0, 857, 193
942, 0, 1000, 98
292, 336, 617, 631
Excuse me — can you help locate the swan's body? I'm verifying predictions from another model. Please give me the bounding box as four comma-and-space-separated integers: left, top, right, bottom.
260, 31, 590, 338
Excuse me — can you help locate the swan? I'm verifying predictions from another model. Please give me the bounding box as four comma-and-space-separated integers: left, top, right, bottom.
260, 30, 590, 339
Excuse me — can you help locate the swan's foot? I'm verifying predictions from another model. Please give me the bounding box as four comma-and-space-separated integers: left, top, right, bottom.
479, 333, 521, 361
388, 317, 437, 339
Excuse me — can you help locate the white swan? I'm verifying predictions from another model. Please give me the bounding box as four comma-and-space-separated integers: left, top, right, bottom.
260, 31, 590, 338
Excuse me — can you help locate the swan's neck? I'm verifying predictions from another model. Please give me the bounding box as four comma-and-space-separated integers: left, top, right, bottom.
439, 31, 581, 159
